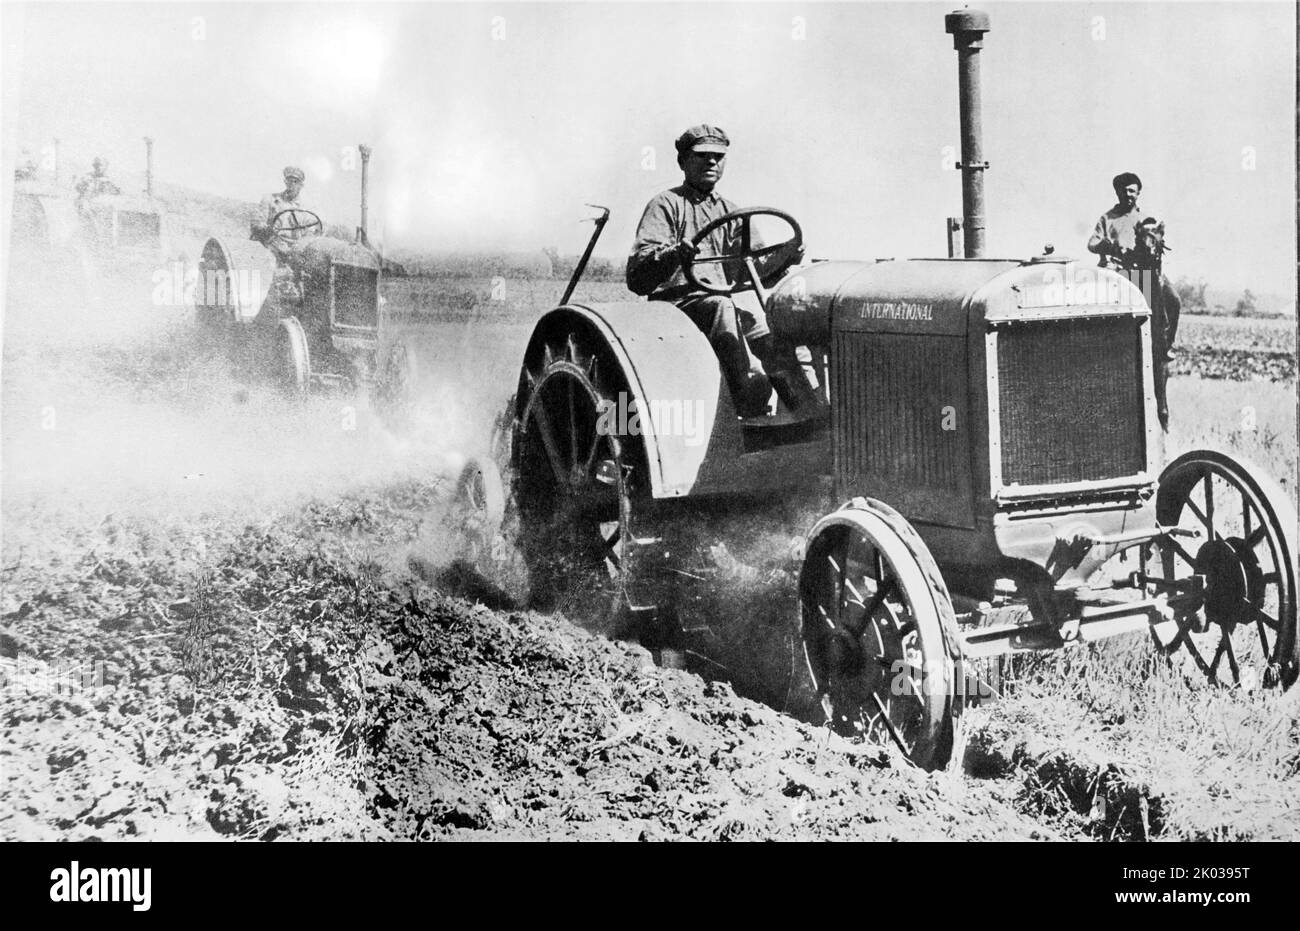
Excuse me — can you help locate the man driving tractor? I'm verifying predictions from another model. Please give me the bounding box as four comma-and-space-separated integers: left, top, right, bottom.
627, 125, 816, 418
74, 157, 122, 213
248, 165, 325, 337
252, 166, 317, 260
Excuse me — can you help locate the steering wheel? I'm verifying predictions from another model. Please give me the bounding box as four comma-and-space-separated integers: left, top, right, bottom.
681, 206, 803, 297
268, 208, 323, 245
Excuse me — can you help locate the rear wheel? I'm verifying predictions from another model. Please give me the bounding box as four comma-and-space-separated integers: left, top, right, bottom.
515, 331, 639, 621
195, 240, 236, 332
799, 498, 961, 769
1142, 450, 1298, 690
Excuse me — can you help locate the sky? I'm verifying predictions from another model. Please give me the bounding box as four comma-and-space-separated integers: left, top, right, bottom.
3, 1, 1296, 294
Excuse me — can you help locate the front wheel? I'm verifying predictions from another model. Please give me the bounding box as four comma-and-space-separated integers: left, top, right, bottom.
454, 456, 505, 559
277, 317, 311, 395
373, 338, 419, 432
799, 497, 962, 769
1142, 450, 1298, 690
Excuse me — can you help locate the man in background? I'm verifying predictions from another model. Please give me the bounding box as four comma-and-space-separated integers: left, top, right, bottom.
1086, 171, 1178, 429
74, 156, 121, 213
1087, 171, 1147, 269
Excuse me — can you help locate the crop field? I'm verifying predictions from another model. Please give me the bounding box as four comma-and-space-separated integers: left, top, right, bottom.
2, 267, 1297, 842
1172, 313, 1296, 381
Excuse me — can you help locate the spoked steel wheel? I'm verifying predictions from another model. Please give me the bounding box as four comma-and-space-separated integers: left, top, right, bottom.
1142, 450, 1299, 690
515, 333, 637, 617
277, 317, 310, 396
453, 456, 505, 561
799, 498, 961, 769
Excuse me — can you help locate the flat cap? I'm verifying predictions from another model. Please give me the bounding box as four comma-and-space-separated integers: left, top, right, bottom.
1112, 171, 1141, 191
284, 166, 306, 183
675, 124, 729, 155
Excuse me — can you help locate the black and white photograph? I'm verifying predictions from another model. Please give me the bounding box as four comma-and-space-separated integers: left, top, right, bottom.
1, 0, 1296, 861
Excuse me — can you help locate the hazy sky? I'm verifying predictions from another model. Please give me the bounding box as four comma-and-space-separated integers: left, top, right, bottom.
4, 1, 1296, 293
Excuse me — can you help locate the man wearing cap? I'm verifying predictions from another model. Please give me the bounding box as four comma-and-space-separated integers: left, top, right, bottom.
74, 157, 121, 213
1087, 172, 1149, 271
627, 124, 809, 417
1086, 172, 1178, 429
247, 166, 323, 354
252, 166, 316, 259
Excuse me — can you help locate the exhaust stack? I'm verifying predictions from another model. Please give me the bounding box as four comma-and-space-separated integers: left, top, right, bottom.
144, 136, 154, 197
358, 144, 371, 246
945, 8, 990, 258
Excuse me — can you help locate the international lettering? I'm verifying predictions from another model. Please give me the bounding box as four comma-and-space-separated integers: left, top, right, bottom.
856, 301, 934, 321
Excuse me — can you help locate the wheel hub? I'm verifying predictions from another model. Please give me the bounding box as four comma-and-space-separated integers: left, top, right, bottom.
1195, 538, 1262, 628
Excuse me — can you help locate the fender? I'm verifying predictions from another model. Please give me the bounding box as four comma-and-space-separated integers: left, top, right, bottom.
197, 236, 275, 320
12, 190, 78, 248
524, 300, 830, 498
524, 300, 735, 498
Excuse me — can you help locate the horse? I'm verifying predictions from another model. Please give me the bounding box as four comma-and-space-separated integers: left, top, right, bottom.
1128, 218, 1181, 428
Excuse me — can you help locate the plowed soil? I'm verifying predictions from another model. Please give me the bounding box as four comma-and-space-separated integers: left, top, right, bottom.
3, 286, 1296, 842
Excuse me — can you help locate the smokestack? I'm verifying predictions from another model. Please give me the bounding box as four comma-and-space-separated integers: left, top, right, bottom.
53, 138, 60, 184
358, 143, 371, 246
945, 8, 990, 258
144, 136, 154, 197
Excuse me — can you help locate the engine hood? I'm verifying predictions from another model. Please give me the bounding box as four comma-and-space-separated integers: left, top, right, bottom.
767, 257, 1149, 342
289, 235, 379, 272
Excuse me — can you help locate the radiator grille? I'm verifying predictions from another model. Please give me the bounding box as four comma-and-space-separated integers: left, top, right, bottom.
115, 211, 160, 248
996, 316, 1145, 486
833, 332, 970, 525
332, 264, 379, 330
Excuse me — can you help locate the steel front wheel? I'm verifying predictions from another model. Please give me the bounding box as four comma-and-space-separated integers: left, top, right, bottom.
1143, 450, 1299, 690
515, 332, 637, 618
454, 456, 505, 559
374, 338, 418, 431
277, 317, 310, 395
799, 498, 962, 769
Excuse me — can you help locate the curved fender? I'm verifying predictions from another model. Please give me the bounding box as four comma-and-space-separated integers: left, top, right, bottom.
197, 236, 275, 320
528, 301, 740, 498
16, 193, 78, 248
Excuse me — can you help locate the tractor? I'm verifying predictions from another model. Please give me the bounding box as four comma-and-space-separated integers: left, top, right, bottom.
192, 145, 557, 439
193, 146, 386, 397
500, 8, 1298, 769
9, 137, 185, 312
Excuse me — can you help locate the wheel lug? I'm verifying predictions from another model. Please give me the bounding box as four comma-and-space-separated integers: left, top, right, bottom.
594, 459, 619, 485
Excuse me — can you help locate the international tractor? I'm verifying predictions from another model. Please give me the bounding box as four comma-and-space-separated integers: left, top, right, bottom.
498, 9, 1297, 769
9, 137, 188, 310
193, 145, 557, 438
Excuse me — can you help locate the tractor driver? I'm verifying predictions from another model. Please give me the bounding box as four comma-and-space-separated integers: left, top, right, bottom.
248, 165, 327, 352
1086, 171, 1149, 271
74, 157, 121, 214
627, 125, 812, 418
252, 166, 319, 262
